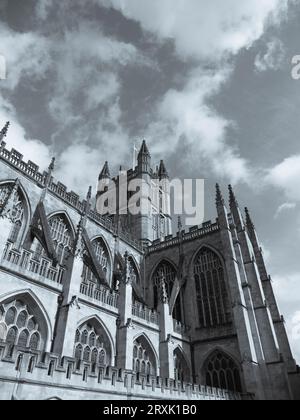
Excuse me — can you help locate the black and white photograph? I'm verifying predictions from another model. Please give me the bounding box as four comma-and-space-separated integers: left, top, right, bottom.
0, 0, 299, 403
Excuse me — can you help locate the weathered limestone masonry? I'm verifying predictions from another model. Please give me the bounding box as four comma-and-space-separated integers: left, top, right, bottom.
0, 123, 299, 400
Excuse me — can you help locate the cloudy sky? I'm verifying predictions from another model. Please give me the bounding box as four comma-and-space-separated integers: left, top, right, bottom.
0, 0, 300, 360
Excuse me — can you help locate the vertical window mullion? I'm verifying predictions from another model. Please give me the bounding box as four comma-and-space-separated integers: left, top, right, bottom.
204, 271, 213, 327
216, 268, 226, 324
199, 273, 207, 327
210, 268, 220, 326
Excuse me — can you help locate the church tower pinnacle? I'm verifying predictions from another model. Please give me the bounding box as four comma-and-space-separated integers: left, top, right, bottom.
99, 161, 111, 180
0, 122, 10, 142
137, 140, 151, 173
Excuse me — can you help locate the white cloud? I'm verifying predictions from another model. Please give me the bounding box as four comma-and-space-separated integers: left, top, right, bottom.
54, 143, 101, 196
105, 0, 287, 60
260, 243, 272, 265
267, 155, 300, 201
273, 272, 300, 305
2, 0, 290, 193
0, 24, 51, 91
145, 66, 251, 182
0, 100, 52, 169
274, 202, 297, 219
286, 311, 300, 363
0, 18, 145, 192
273, 273, 300, 362
35, 0, 53, 20
48, 22, 141, 124
0, 23, 53, 169
255, 38, 285, 72
100, 0, 288, 184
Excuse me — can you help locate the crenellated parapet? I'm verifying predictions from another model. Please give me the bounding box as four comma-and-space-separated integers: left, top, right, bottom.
147, 221, 220, 254
0, 142, 143, 252
0, 342, 241, 401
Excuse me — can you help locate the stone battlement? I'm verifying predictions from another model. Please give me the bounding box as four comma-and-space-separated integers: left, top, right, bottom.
0, 342, 241, 401
147, 221, 220, 254
0, 142, 143, 252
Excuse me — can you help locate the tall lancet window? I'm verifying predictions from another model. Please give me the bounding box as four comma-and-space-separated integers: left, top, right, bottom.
0, 183, 26, 245
152, 261, 182, 322
194, 248, 231, 328
49, 215, 73, 266
82, 238, 111, 286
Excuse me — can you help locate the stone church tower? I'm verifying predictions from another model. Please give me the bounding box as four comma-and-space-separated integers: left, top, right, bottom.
0, 122, 298, 400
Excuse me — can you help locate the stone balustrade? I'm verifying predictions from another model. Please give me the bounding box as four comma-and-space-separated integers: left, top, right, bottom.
132, 303, 159, 326
1, 242, 64, 287
80, 282, 119, 309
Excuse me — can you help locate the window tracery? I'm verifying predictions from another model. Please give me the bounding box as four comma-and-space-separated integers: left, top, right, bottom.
0, 300, 41, 351
0, 184, 26, 244
74, 322, 111, 367
194, 248, 231, 328
204, 351, 242, 393
152, 261, 182, 322
132, 339, 153, 376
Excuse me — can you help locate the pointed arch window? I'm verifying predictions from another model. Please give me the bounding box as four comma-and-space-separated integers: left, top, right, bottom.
49, 215, 73, 266
152, 261, 182, 322
0, 183, 27, 245
194, 248, 231, 328
0, 300, 42, 351
132, 337, 157, 376
174, 348, 191, 383
204, 351, 242, 393
74, 321, 111, 367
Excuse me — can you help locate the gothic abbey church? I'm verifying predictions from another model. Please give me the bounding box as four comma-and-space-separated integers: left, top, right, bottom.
0, 121, 299, 401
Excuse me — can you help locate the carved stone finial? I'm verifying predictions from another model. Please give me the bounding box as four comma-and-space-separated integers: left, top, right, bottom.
86, 186, 92, 202
123, 252, 133, 285
245, 207, 255, 230
159, 273, 168, 305
178, 216, 183, 232
0, 122, 10, 142
48, 157, 55, 172
216, 183, 224, 206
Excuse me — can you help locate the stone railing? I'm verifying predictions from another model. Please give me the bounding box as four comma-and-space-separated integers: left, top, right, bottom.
147, 222, 220, 254
173, 319, 190, 336
0, 145, 45, 185
0, 344, 243, 401
2, 242, 65, 286
132, 303, 159, 326
0, 143, 143, 253
80, 282, 119, 309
